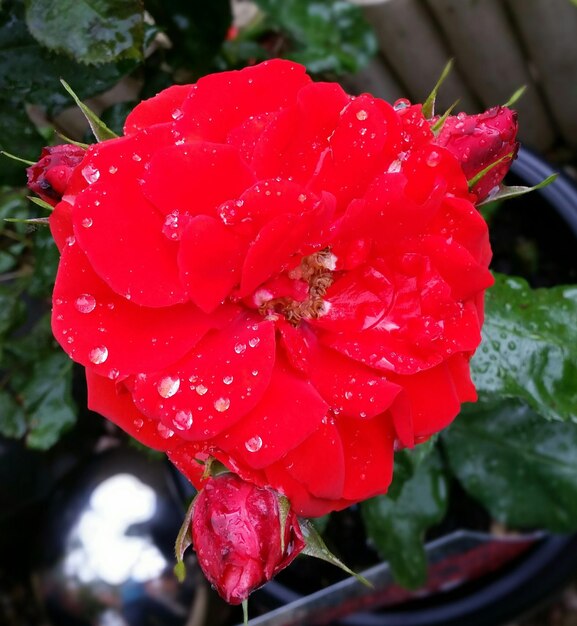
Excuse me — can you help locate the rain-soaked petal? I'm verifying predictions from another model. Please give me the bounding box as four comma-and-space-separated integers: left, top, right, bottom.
52, 243, 237, 378
130, 316, 276, 440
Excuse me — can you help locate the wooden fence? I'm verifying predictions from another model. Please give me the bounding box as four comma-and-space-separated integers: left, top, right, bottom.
345, 0, 577, 156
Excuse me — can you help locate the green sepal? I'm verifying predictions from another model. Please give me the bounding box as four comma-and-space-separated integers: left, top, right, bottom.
278, 495, 291, 554
299, 518, 372, 588
173, 494, 197, 583
27, 196, 55, 212
60, 79, 118, 142
431, 99, 459, 135
503, 85, 526, 108
0, 150, 34, 165
477, 173, 557, 206
468, 152, 514, 190
55, 132, 90, 149
422, 59, 454, 119
4, 216, 49, 225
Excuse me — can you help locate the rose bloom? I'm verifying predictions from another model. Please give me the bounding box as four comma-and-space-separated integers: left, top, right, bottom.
45, 59, 504, 518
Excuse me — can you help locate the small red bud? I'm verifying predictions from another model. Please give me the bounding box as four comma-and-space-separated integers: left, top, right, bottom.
26, 144, 86, 206
434, 106, 519, 201
191, 473, 305, 604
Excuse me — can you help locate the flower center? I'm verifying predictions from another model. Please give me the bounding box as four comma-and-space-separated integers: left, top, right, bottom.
259, 248, 336, 326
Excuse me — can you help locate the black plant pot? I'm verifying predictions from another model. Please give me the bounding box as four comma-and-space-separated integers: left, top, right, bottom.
245, 148, 577, 626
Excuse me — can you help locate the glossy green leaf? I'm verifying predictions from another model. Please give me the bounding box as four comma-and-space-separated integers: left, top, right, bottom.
19, 351, 76, 449
254, 0, 377, 75
477, 174, 557, 206
0, 2, 137, 115
472, 273, 577, 421
25, 0, 144, 65
361, 449, 448, 589
444, 400, 577, 532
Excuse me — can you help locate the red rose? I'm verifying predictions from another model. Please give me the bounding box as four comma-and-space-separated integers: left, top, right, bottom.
191, 473, 305, 604
433, 106, 519, 201
26, 144, 86, 206
45, 59, 496, 517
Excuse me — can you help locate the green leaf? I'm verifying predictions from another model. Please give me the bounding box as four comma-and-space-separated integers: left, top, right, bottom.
25, 0, 144, 65
444, 400, 577, 532
477, 174, 557, 206
0, 390, 26, 439
471, 273, 577, 421
361, 449, 448, 589
254, 0, 377, 75
60, 79, 118, 142
503, 85, 526, 108
19, 351, 76, 449
422, 59, 453, 119
0, 1, 138, 115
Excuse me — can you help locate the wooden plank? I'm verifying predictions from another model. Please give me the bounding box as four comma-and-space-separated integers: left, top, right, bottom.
342, 55, 406, 103
507, 0, 577, 148
426, 0, 556, 151
363, 0, 479, 113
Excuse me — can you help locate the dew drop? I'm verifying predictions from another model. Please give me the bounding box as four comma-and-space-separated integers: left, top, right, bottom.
234, 343, 247, 354
75, 293, 96, 313
426, 151, 441, 167
82, 164, 100, 184
245, 435, 263, 452
132, 153, 142, 162
173, 410, 193, 430
157, 423, 174, 439
356, 109, 368, 121
223, 375, 234, 385
157, 376, 180, 398
109, 166, 118, 174
393, 98, 411, 111
251, 369, 259, 376
248, 337, 260, 348
195, 384, 208, 396
171, 108, 183, 120
89, 345, 108, 364
214, 397, 231, 412
133, 418, 144, 430
344, 391, 353, 400
65, 235, 76, 246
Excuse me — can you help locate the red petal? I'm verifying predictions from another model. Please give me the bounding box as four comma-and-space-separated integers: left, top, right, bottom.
309, 95, 403, 210
49, 200, 74, 252
178, 215, 247, 313
52, 243, 230, 377
309, 345, 401, 419
86, 370, 180, 451
217, 358, 328, 469
338, 414, 395, 501
143, 142, 255, 218
251, 82, 350, 183
130, 316, 276, 440
124, 84, 195, 135
177, 59, 311, 142
274, 422, 345, 500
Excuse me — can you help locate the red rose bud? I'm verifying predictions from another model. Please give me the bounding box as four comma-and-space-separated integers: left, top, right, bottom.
191, 473, 305, 604
26, 144, 86, 206
434, 106, 519, 201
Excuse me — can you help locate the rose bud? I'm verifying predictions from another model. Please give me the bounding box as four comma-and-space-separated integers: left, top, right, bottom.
191, 473, 305, 604
26, 144, 86, 206
434, 106, 519, 201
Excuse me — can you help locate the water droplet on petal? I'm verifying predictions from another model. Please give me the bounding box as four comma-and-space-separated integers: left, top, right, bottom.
393, 98, 411, 111
344, 391, 353, 400
248, 337, 260, 348
171, 108, 183, 120
133, 418, 144, 430
426, 151, 441, 167
82, 164, 100, 184
81, 217, 93, 228
132, 153, 142, 162
75, 294, 96, 313
214, 397, 230, 412
89, 345, 108, 364
65, 236, 76, 246
195, 384, 208, 396
157, 423, 174, 439
157, 376, 180, 398
356, 109, 368, 121
234, 343, 247, 354
173, 410, 193, 430
223, 375, 234, 385
245, 436, 263, 452
109, 166, 118, 174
